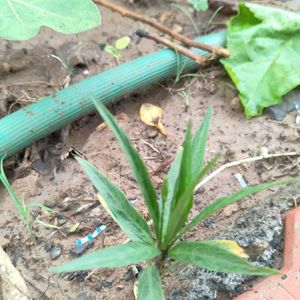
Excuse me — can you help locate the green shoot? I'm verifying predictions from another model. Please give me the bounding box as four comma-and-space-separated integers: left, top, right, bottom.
0, 156, 31, 232
172, 3, 200, 35
188, 0, 209, 12
105, 36, 131, 61
0, 158, 57, 234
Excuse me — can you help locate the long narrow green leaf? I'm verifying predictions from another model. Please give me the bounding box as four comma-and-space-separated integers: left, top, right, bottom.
50, 242, 160, 273
92, 100, 159, 234
169, 241, 278, 275
76, 157, 153, 244
159, 148, 182, 245
175, 177, 300, 242
138, 266, 165, 300
161, 124, 193, 248
191, 107, 212, 180
166, 156, 219, 247
0, 156, 30, 231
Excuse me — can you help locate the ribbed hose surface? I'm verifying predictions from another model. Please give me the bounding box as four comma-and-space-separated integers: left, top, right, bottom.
0, 31, 226, 158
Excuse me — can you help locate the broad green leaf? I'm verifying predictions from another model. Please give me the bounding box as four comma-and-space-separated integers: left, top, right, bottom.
138, 266, 165, 300
175, 177, 300, 241
191, 107, 212, 180
115, 36, 131, 50
159, 148, 182, 244
76, 157, 153, 244
169, 241, 278, 275
50, 242, 160, 273
188, 0, 209, 11
0, 0, 101, 41
221, 3, 300, 117
92, 100, 160, 236
104, 45, 121, 60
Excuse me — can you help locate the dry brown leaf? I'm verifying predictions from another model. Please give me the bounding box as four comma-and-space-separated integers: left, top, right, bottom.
140, 103, 167, 135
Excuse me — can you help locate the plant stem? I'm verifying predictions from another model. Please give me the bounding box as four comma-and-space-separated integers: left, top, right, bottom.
93, 0, 230, 57
195, 151, 300, 192
171, 4, 200, 35
136, 29, 212, 65
161, 261, 178, 277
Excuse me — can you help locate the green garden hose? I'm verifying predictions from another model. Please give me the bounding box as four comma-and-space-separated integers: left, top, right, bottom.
0, 31, 226, 158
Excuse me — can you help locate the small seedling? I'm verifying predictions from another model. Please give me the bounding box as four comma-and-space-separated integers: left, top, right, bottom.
0, 158, 56, 233
188, 0, 209, 11
50, 100, 299, 299
104, 36, 131, 61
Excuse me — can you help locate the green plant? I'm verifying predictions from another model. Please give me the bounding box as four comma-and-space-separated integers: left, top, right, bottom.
0, 157, 56, 233
104, 36, 131, 61
0, 0, 100, 41
50, 100, 299, 299
188, 0, 209, 11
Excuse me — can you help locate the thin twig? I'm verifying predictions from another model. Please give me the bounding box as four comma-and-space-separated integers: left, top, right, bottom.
136, 30, 212, 65
85, 269, 98, 281
143, 140, 160, 154
195, 152, 300, 192
93, 0, 230, 57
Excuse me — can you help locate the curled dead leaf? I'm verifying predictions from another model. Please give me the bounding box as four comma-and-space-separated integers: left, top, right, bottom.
140, 103, 167, 135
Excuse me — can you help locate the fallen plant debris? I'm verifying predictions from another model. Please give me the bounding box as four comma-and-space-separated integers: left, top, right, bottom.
140, 103, 167, 135
195, 151, 300, 191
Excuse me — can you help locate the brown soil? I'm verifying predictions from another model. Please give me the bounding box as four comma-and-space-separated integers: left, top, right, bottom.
0, 1, 299, 300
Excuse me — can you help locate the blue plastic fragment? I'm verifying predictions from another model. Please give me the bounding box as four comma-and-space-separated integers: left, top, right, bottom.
75, 225, 106, 246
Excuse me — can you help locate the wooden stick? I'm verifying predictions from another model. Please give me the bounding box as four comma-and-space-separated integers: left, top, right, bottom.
136, 30, 213, 65
195, 152, 300, 192
93, 0, 230, 57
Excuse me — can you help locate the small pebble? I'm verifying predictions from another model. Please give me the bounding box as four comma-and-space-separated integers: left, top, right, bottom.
70, 240, 94, 256
102, 280, 113, 289
77, 291, 88, 300
44, 242, 54, 252
57, 214, 67, 225
68, 272, 77, 281
145, 127, 158, 139
124, 268, 135, 281
51, 246, 62, 260
77, 271, 88, 282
